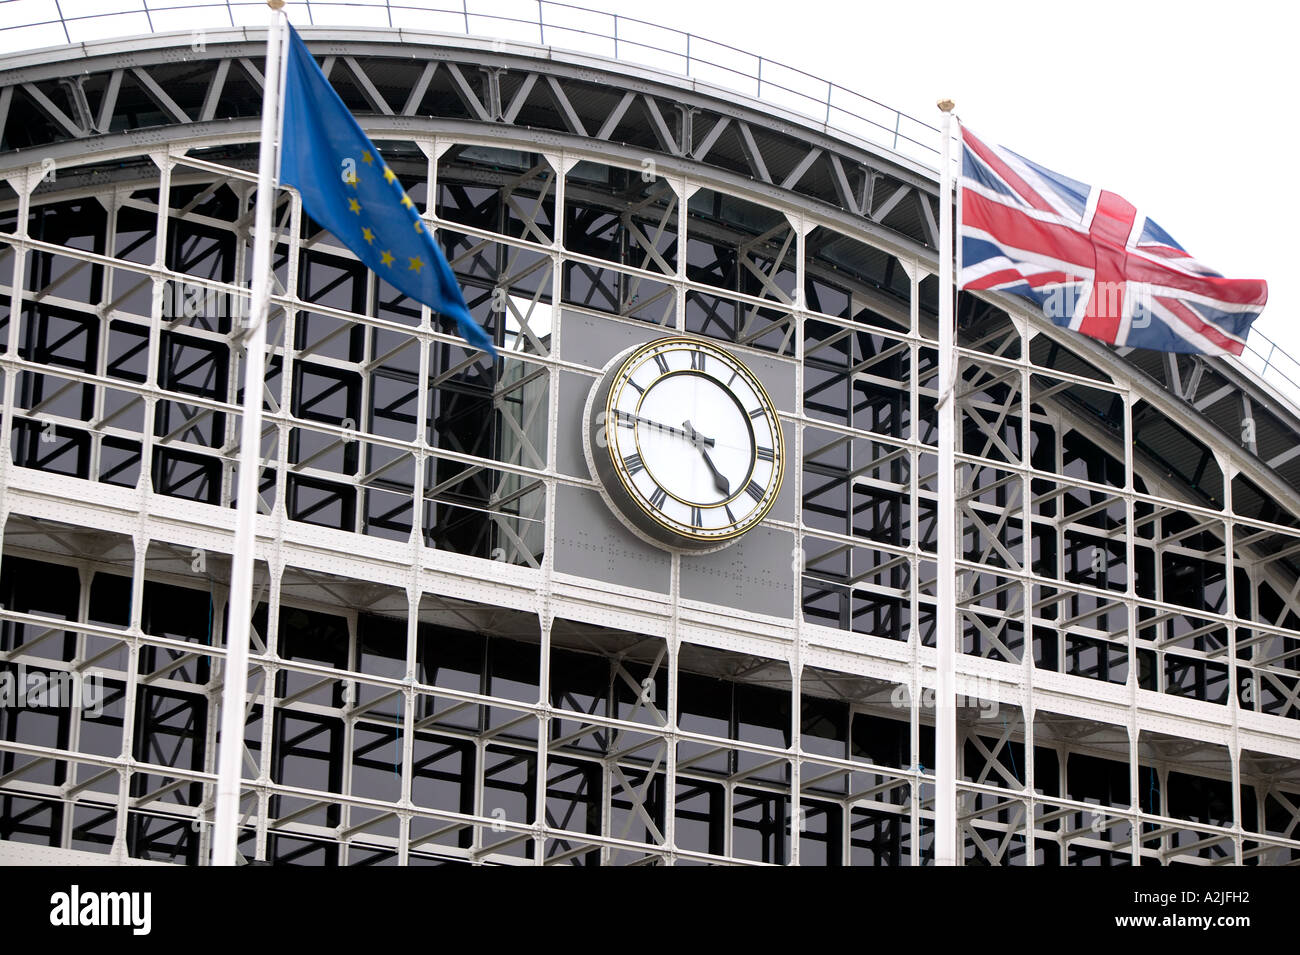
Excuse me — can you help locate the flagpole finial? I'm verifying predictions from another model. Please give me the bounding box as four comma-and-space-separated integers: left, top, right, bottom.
268, 0, 285, 9
937, 99, 955, 113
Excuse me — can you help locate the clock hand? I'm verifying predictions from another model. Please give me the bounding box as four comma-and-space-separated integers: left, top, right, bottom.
614, 411, 715, 447
682, 420, 731, 496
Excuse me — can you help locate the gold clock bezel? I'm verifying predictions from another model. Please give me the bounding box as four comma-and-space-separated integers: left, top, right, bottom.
588, 336, 785, 550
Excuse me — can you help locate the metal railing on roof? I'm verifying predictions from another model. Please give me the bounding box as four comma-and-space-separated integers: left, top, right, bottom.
0, 0, 944, 164
1238, 326, 1300, 408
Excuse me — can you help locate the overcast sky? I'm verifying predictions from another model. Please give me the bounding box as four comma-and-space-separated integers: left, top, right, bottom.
596, 0, 1298, 365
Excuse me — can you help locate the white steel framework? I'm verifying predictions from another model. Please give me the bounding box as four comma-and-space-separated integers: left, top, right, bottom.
0, 25, 1297, 866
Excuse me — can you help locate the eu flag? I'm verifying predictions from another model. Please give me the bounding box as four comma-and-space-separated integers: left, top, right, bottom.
278, 25, 497, 358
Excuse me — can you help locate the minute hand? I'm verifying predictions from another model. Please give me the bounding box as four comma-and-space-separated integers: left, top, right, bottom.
614, 411, 715, 447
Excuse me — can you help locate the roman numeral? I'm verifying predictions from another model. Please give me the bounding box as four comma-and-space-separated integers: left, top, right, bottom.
744, 480, 764, 503
653, 353, 670, 375
626, 378, 645, 394
624, 453, 643, 475
748, 407, 766, 420
755, 445, 774, 462
690, 505, 703, 527
724, 503, 736, 524
649, 486, 667, 509
614, 409, 635, 428
690, 348, 706, 371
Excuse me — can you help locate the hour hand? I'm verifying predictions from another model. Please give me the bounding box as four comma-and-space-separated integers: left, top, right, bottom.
683, 420, 730, 496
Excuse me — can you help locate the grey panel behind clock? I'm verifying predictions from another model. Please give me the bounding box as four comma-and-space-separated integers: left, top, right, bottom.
733, 350, 796, 415
559, 310, 665, 372
553, 484, 672, 594
768, 419, 796, 523
558, 309, 796, 414
555, 370, 595, 479
679, 526, 795, 617
553, 309, 796, 616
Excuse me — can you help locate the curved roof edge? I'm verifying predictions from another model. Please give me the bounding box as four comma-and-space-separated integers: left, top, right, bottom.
0, 22, 942, 178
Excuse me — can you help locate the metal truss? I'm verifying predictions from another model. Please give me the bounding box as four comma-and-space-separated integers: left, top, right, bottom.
1, 29, 1299, 866
0, 30, 940, 261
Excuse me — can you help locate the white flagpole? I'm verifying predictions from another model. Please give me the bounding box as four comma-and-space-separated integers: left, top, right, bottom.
935, 98, 958, 866
211, 0, 286, 867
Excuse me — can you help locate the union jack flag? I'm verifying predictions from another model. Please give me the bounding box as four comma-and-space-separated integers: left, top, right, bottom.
958, 127, 1268, 356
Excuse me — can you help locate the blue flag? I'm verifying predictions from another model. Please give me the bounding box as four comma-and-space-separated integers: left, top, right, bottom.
278, 25, 497, 359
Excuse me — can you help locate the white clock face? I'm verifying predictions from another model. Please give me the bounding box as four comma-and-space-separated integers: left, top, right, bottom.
584, 338, 784, 551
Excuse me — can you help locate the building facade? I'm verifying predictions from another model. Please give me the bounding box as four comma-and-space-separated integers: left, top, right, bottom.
0, 13, 1298, 865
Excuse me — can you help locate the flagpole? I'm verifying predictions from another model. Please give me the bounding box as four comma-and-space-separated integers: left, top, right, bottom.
935, 97, 958, 866
211, 0, 286, 867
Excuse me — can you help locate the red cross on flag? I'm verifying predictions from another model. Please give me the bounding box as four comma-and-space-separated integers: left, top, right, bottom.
958, 126, 1268, 356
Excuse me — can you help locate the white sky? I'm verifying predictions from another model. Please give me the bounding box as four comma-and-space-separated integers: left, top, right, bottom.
597, 0, 1298, 361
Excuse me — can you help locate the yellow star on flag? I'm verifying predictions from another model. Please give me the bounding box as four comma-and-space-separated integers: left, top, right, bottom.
400, 194, 414, 209
408, 256, 425, 272
380, 250, 394, 267
361, 150, 374, 165
383, 167, 397, 184
348, 198, 361, 214
362, 226, 374, 244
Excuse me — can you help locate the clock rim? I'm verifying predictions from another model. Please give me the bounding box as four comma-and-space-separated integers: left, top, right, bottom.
583, 336, 785, 553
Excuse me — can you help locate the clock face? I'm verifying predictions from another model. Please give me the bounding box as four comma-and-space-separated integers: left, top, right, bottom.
583, 337, 784, 552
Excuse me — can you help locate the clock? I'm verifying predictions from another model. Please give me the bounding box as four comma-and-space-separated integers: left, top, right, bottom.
582, 337, 785, 553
